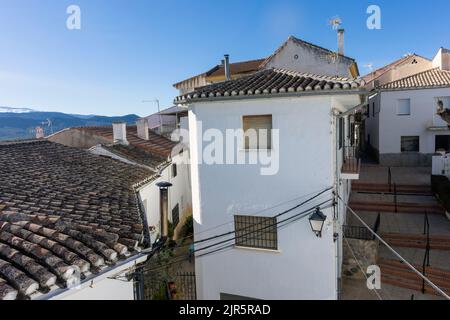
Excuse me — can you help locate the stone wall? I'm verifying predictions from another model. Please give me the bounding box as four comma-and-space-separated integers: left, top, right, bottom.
342, 239, 379, 280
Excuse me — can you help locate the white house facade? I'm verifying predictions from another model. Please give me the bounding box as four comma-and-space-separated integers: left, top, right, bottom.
176, 68, 366, 300
365, 49, 450, 166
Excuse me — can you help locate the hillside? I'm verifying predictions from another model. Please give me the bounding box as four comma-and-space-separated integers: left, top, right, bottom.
0, 111, 140, 141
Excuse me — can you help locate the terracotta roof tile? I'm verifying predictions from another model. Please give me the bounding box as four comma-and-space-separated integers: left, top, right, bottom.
76, 126, 176, 158
379, 68, 450, 90
175, 68, 365, 103
0, 140, 155, 299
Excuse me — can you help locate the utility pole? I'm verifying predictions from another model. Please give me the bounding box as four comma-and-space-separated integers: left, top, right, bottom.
142, 99, 162, 134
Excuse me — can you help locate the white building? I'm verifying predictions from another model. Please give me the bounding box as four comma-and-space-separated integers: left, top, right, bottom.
365, 48, 450, 166
176, 68, 366, 300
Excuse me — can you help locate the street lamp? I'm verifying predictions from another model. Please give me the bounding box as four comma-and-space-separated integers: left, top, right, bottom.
309, 207, 327, 237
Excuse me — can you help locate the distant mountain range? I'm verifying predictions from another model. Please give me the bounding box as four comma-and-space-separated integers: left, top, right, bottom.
0, 107, 140, 141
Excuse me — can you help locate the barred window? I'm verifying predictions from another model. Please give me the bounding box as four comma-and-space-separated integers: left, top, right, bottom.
234, 215, 277, 250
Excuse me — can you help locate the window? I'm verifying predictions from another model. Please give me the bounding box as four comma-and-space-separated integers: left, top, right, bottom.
234, 215, 277, 250
397, 99, 411, 115
172, 204, 180, 227
401, 136, 420, 152
338, 118, 344, 149
436, 135, 450, 152
172, 163, 177, 178
243, 115, 272, 150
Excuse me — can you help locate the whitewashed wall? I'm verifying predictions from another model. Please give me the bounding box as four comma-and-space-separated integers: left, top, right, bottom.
139, 153, 192, 243
366, 88, 450, 166
188, 94, 357, 300
264, 38, 355, 78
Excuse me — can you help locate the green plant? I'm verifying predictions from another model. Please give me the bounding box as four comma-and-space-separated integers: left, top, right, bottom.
180, 215, 194, 239
168, 221, 175, 239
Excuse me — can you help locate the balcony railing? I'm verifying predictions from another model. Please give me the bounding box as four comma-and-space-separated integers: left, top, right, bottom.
341, 146, 361, 178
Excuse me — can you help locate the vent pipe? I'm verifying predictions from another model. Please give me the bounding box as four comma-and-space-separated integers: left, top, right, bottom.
156, 181, 173, 239
224, 54, 231, 80
337, 29, 345, 55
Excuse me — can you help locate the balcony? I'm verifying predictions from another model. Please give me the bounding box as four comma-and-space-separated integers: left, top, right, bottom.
341, 146, 361, 180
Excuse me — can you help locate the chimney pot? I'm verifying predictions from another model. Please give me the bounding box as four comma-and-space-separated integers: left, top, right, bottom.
337, 29, 345, 55
112, 122, 128, 145
136, 118, 149, 140
224, 54, 231, 80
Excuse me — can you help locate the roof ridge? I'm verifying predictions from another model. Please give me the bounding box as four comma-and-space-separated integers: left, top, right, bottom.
379, 67, 440, 88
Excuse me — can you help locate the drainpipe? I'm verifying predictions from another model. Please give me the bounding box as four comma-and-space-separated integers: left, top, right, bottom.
156, 181, 173, 239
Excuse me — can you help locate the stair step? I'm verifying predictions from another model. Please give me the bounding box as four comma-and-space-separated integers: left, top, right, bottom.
382, 233, 450, 242
381, 233, 450, 251
378, 258, 450, 278
352, 182, 432, 194
381, 275, 450, 296
378, 259, 450, 296
349, 201, 444, 215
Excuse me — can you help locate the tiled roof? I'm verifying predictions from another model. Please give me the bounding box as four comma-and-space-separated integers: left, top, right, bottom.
379, 68, 450, 90
75, 126, 177, 158
0, 140, 155, 300
205, 59, 265, 78
173, 58, 265, 87
361, 54, 429, 83
175, 68, 365, 103
102, 144, 168, 169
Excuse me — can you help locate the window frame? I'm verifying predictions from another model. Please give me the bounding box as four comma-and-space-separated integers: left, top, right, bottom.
242, 114, 273, 151
401, 136, 420, 153
234, 215, 278, 251
397, 99, 411, 116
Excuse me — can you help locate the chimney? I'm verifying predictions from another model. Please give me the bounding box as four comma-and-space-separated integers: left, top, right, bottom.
35, 126, 44, 139
337, 29, 345, 55
224, 54, 231, 80
156, 182, 173, 239
112, 122, 128, 145
136, 118, 149, 140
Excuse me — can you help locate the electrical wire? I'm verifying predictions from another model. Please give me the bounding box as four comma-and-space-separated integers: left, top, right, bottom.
140, 200, 333, 274
337, 194, 450, 300
174, 187, 333, 249
343, 236, 383, 300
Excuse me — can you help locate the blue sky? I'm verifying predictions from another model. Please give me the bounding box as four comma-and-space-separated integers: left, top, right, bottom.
1, 0, 449, 116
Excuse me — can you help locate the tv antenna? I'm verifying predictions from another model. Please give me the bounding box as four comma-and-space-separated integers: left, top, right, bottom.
328, 16, 342, 30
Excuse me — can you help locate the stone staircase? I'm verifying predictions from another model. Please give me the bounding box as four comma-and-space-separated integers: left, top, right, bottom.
379, 258, 450, 296
352, 182, 432, 194
349, 200, 445, 215
382, 233, 450, 251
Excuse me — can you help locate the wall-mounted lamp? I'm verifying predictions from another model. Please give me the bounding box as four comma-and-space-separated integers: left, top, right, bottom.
309, 207, 327, 237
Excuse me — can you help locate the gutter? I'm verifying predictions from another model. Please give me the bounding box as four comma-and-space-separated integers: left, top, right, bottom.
175, 89, 368, 105
37, 253, 149, 300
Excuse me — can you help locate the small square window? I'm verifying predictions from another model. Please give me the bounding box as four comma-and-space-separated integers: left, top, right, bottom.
401, 136, 419, 152
397, 99, 411, 115
234, 215, 277, 250
243, 115, 272, 150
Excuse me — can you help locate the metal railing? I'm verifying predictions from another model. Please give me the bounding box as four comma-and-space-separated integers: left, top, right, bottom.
342, 146, 361, 174
343, 213, 381, 241
422, 211, 431, 294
